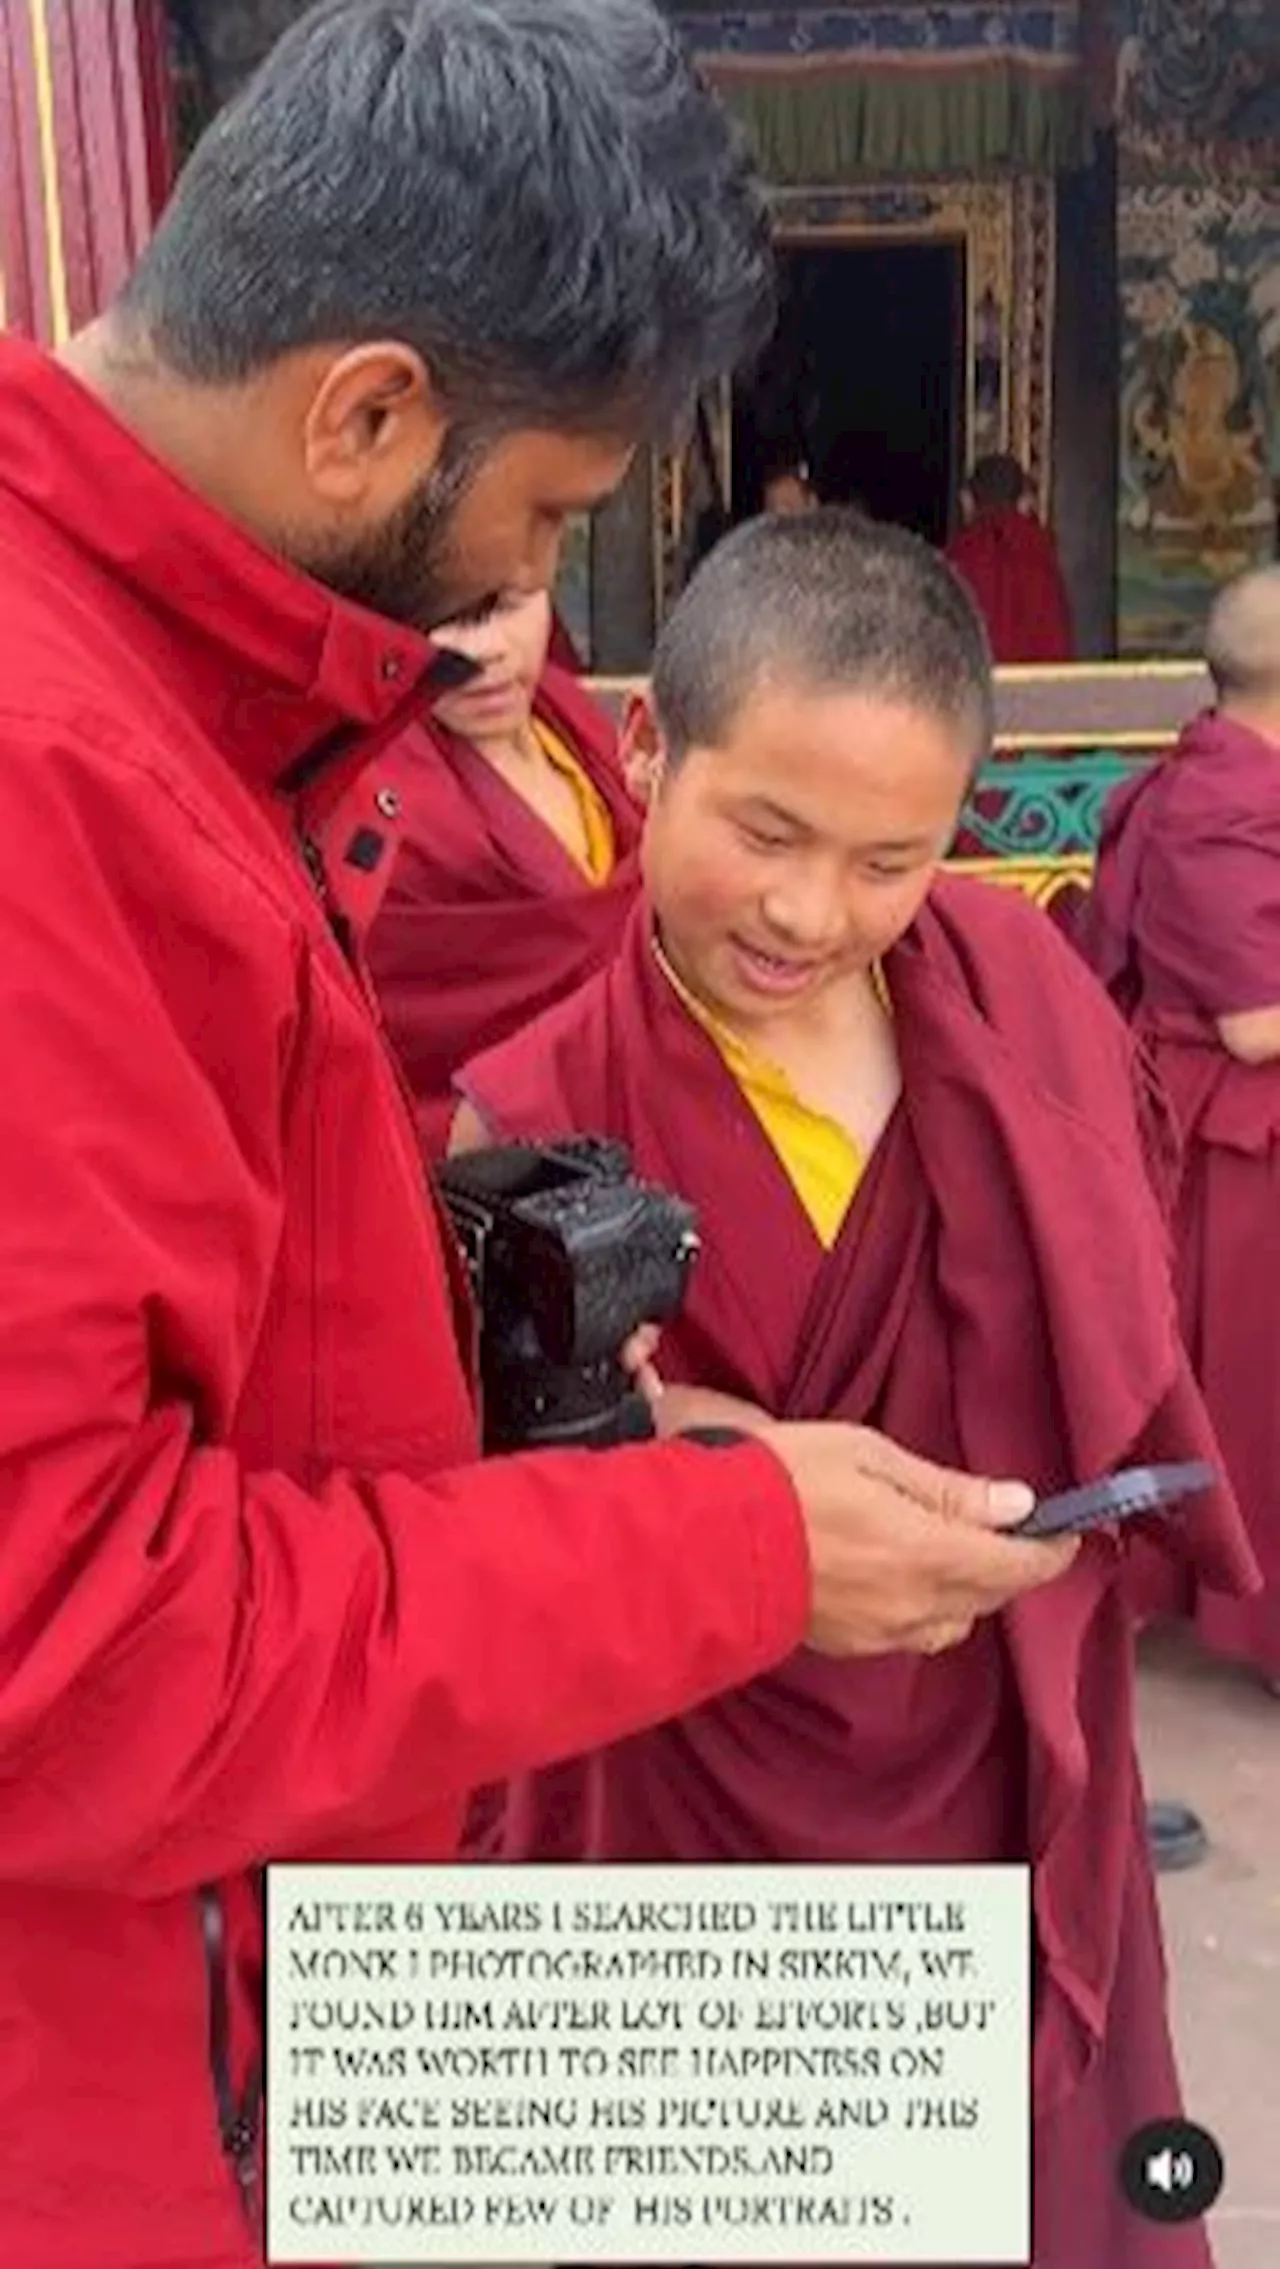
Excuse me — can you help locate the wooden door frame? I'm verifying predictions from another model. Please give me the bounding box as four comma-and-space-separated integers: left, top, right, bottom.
651, 176, 1056, 627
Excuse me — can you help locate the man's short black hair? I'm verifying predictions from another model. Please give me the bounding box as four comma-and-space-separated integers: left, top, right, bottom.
117, 0, 774, 440
652, 509, 995, 765
967, 453, 1028, 513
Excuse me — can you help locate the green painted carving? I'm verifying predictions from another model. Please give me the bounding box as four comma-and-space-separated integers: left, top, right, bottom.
958, 751, 1156, 858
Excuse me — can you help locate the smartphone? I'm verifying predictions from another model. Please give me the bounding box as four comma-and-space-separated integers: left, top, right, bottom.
1014, 1462, 1216, 1541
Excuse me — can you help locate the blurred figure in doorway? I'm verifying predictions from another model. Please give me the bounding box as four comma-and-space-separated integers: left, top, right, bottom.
946, 451, 1074, 663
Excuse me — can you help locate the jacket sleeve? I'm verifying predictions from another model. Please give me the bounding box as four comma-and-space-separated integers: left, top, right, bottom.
0, 721, 810, 1895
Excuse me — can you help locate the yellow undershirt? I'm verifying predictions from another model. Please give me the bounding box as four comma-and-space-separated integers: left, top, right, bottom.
535, 720, 615, 884
654, 940, 891, 1249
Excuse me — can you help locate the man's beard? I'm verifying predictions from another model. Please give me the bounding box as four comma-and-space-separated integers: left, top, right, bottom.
294, 430, 492, 635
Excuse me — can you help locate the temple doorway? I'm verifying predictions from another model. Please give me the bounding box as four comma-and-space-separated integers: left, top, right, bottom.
734, 238, 966, 546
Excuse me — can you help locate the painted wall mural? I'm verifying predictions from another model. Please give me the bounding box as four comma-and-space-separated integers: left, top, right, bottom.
1119, 185, 1279, 653
1116, 0, 1280, 654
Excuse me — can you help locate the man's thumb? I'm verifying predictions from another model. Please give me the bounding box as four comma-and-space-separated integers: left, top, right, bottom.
851, 1430, 1035, 1529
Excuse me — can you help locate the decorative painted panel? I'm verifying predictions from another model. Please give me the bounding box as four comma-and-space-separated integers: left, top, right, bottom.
1119, 183, 1280, 654
956, 750, 1148, 859
1116, 0, 1280, 653
670, 4, 1089, 179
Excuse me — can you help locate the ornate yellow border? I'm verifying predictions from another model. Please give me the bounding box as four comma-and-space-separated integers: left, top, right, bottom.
949, 854, 1093, 913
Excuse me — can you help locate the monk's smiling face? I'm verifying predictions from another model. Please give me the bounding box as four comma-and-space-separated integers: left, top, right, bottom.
643, 678, 973, 1035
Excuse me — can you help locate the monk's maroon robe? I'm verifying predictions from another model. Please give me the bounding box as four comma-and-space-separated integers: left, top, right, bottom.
461, 879, 1256, 2269
944, 509, 1073, 664
1081, 712, 1280, 1679
366, 661, 642, 1155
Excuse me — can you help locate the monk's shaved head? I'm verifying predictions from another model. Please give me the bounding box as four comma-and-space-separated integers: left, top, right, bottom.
653, 508, 995, 766
1204, 567, 1280, 705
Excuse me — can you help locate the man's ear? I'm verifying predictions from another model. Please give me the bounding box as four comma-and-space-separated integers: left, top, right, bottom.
619, 692, 664, 806
300, 342, 446, 507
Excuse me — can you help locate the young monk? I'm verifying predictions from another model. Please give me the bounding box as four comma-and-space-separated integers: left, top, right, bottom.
945, 450, 1074, 663
454, 513, 1256, 2269
364, 586, 641, 1152
1080, 564, 1280, 1695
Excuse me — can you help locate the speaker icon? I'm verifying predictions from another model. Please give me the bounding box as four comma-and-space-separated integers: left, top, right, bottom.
1120, 2120, 1224, 2224
1146, 2148, 1195, 2194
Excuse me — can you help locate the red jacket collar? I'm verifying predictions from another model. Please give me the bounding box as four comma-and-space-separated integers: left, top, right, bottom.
0, 334, 466, 796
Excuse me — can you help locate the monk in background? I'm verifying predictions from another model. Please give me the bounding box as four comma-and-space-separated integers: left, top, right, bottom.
1081, 565, 1280, 1697
762, 454, 820, 516
945, 450, 1074, 663
365, 587, 641, 1153
455, 513, 1254, 2269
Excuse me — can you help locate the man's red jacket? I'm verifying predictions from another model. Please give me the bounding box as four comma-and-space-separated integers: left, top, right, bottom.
0, 336, 810, 2269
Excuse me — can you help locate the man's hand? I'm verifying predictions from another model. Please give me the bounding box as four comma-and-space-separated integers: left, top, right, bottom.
757, 1422, 1077, 1658
617, 1343, 1073, 1657
618, 1331, 772, 1439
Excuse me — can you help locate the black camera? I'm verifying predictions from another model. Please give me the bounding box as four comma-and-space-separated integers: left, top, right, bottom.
435, 1137, 700, 1453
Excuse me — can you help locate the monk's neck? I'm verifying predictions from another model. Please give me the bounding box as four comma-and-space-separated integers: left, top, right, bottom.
755, 967, 886, 1063
473, 724, 546, 776
1219, 700, 1280, 753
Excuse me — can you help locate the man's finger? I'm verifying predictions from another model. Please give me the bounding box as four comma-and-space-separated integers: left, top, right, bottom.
619, 1326, 661, 1376
848, 1427, 1035, 1529
934, 1526, 1080, 1611
631, 1360, 665, 1412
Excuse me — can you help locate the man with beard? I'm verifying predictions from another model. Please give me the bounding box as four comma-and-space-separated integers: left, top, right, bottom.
0, 6, 1081, 2266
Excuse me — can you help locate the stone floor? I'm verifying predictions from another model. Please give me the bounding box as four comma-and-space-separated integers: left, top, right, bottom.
1136, 1624, 1280, 2269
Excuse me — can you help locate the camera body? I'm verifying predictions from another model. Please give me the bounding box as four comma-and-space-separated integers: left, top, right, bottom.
435, 1136, 700, 1453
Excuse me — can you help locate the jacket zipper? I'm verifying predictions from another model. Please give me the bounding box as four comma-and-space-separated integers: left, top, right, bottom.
297, 826, 358, 967
199, 1884, 263, 2230
293, 819, 482, 1391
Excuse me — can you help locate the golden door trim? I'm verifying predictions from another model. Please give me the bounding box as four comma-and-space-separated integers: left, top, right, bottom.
651, 176, 1056, 626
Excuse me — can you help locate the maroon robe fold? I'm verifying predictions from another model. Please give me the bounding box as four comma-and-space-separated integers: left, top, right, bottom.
1081, 712, 1280, 1678
461, 879, 1256, 2269
945, 509, 1074, 664
366, 662, 642, 1155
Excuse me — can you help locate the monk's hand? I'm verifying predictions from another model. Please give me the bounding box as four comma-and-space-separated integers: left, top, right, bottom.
756, 1422, 1078, 1659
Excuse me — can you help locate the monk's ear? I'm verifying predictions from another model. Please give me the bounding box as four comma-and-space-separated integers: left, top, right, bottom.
619, 692, 663, 806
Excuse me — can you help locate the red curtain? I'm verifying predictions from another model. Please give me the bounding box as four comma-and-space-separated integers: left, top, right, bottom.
0, 0, 176, 342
